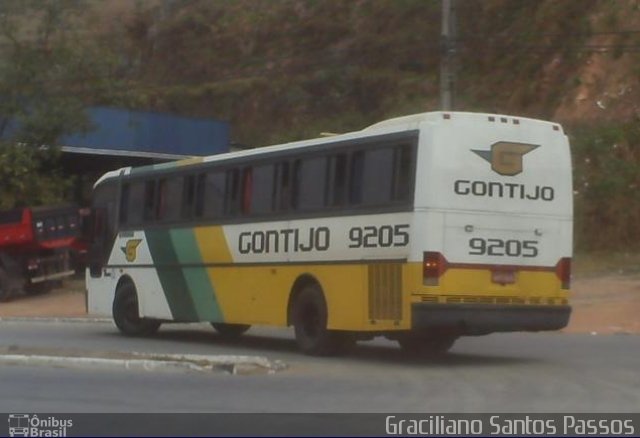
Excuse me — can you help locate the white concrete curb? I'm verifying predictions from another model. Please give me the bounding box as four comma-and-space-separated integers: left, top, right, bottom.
0, 352, 287, 375
0, 316, 111, 323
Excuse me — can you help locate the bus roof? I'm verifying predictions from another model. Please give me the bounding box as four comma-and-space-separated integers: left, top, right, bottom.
93, 111, 563, 188
364, 111, 563, 132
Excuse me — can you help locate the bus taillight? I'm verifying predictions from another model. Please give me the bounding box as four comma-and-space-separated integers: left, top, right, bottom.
423, 252, 448, 286
556, 257, 571, 289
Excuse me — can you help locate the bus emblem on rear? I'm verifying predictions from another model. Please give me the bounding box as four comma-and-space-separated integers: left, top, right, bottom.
472, 142, 539, 176
121, 239, 142, 262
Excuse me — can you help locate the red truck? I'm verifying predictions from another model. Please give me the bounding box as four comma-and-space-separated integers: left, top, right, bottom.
0, 205, 82, 301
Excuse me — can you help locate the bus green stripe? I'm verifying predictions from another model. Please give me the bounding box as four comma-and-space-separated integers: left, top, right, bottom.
169, 228, 222, 321
145, 229, 198, 321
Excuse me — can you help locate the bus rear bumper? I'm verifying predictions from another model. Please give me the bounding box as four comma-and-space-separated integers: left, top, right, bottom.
411, 303, 571, 335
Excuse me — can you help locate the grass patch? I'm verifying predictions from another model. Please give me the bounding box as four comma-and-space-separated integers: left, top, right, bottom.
573, 252, 640, 277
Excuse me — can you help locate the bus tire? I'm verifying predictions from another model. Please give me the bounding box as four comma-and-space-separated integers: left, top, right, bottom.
211, 323, 251, 338
397, 332, 458, 357
112, 282, 161, 336
292, 283, 354, 356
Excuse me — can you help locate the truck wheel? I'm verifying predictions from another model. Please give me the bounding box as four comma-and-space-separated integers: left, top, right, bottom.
112, 282, 161, 336
397, 332, 458, 357
24, 282, 52, 296
0, 267, 12, 302
292, 283, 354, 356
211, 323, 251, 338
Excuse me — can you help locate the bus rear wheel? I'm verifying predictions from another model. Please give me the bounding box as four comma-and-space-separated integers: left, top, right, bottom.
211, 323, 251, 338
397, 332, 458, 357
112, 282, 161, 336
292, 284, 354, 356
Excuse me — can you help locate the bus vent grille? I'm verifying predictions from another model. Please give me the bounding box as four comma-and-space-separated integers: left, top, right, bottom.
368, 263, 402, 321
442, 296, 567, 306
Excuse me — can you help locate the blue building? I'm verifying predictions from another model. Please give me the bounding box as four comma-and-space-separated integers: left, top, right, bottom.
62, 106, 229, 159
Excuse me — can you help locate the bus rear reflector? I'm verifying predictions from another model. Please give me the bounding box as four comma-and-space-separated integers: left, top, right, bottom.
423, 252, 448, 286
555, 257, 571, 289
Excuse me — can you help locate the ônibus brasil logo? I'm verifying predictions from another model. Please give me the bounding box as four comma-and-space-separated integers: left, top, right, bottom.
472, 142, 539, 176
8, 414, 73, 437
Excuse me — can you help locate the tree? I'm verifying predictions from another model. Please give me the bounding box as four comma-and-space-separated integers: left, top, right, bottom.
0, 0, 119, 208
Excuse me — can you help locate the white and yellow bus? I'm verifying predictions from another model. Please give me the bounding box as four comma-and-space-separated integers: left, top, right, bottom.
86, 112, 572, 355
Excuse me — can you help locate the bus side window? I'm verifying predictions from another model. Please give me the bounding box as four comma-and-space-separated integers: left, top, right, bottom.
194, 173, 206, 218
182, 174, 196, 219
143, 180, 156, 222
293, 156, 327, 211
326, 154, 347, 207
156, 179, 167, 220
241, 167, 252, 215
127, 182, 145, 226
360, 147, 394, 205
250, 164, 275, 215
393, 144, 415, 202
274, 161, 291, 211
224, 169, 241, 216
157, 177, 182, 222
203, 171, 225, 218
349, 150, 365, 205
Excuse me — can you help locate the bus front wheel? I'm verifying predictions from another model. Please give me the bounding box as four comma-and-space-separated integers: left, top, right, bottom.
211, 323, 251, 338
292, 284, 354, 356
113, 283, 161, 336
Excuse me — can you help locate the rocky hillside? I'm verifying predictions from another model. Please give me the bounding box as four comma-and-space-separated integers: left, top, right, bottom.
84, 1, 640, 249
91, 0, 640, 146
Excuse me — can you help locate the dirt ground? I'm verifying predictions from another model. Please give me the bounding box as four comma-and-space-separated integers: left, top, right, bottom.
0, 279, 87, 319
0, 275, 638, 334
566, 274, 640, 334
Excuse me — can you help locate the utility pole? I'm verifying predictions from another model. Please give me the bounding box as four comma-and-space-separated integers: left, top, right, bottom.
440, 0, 456, 111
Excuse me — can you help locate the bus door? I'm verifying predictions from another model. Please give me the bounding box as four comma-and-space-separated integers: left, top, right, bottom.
88, 181, 118, 278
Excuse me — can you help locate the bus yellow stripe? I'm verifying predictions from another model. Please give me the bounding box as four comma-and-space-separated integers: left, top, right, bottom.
194, 226, 233, 263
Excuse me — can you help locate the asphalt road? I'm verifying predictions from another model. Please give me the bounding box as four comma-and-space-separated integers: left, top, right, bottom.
0, 320, 639, 413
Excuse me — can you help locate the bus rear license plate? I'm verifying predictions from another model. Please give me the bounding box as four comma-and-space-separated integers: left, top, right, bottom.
492, 270, 516, 285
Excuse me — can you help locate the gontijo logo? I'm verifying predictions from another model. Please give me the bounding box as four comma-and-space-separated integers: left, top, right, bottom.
472, 142, 539, 176
121, 238, 142, 262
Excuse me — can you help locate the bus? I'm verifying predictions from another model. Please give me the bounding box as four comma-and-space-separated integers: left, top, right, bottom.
86, 112, 572, 356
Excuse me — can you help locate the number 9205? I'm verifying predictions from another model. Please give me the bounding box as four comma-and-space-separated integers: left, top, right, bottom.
348, 224, 409, 248
469, 238, 538, 257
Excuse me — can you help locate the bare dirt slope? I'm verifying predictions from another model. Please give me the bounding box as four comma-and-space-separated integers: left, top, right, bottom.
567, 274, 640, 334
0, 275, 638, 334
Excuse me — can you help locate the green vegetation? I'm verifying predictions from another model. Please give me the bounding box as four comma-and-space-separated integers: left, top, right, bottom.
571, 123, 640, 251
0, 0, 118, 208
573, 252, 640, 277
